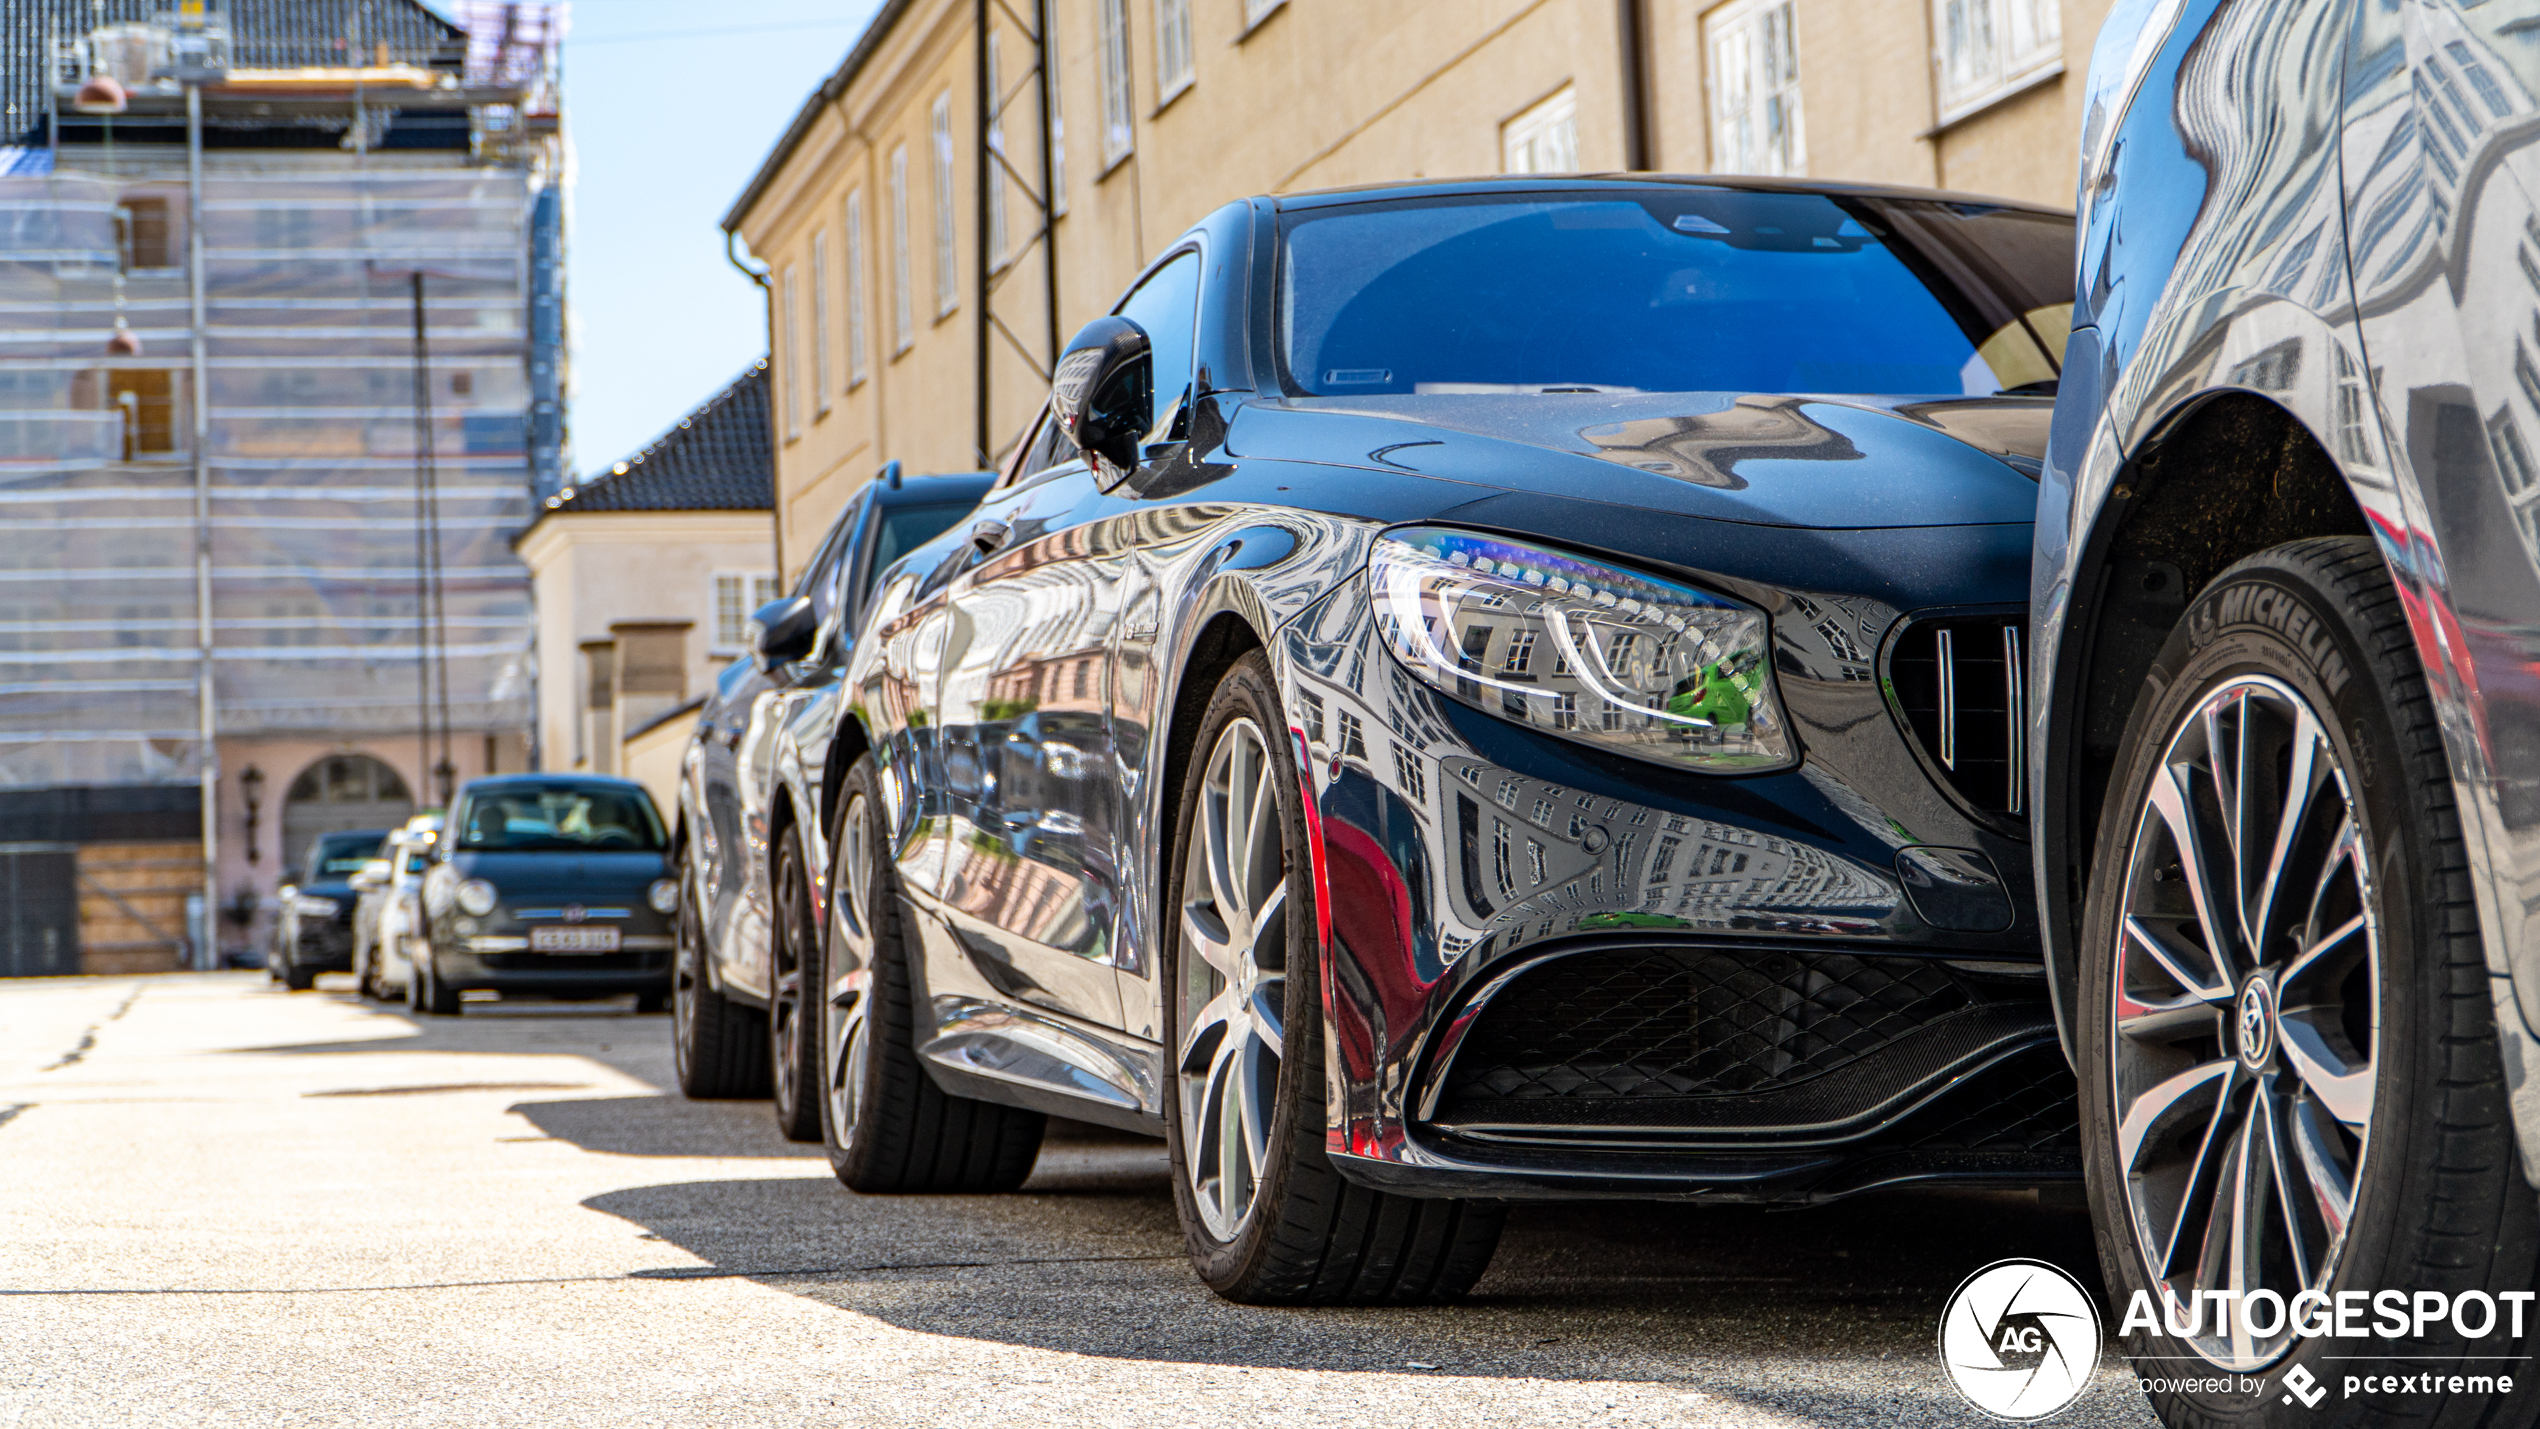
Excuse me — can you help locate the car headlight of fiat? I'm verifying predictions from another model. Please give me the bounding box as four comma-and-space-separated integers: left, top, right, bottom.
1371, 527, 1791, 772
647, 879, 679, 914
454, 879, 498, 917
293, 894, 340, 918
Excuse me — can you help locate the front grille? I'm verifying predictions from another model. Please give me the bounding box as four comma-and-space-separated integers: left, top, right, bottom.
1435, 948, 1974, 1106
1888, 616, 2025, 818
1904, 1045, 2080, 1153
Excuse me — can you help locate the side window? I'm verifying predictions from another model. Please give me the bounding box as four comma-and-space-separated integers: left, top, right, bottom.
1114, 249, 1202, 438
1008, 404, 1079, 487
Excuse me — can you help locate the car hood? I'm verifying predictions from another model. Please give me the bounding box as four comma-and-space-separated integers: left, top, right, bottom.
1225, 392, 2051, 529
448, 850, 668, 892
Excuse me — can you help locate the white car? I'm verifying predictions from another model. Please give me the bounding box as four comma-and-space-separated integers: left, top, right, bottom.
354, 816, 440, 1001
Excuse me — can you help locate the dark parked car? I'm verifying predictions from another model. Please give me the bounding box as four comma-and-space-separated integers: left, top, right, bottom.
270, 828, 391, 991
2036, 0, 2540, 1403
671, 464, 990, 1115
780, 176, 2078, 1303
413, 775, 676, 1015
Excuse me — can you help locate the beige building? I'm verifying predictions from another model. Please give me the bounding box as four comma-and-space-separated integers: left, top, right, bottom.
725, 0, 2111, 581
513, 366, 776, 781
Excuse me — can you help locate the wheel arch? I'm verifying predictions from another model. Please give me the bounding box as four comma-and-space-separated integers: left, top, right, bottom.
2042, 388, 2375, 1055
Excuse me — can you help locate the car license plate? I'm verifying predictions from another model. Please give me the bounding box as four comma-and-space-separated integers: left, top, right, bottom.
529, 926, 620, 954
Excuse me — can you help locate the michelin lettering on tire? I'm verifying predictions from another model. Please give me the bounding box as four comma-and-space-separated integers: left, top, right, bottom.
1939, 1258, 2102, 1420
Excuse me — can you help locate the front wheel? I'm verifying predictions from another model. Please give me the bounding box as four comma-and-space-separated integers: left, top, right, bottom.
2080, 538, 2536, 1420
768, 823, 825, 1142
671, 851, 767, 1098
818, 755, 1045, 1192
1164, 652, 1503, 1304
409, 945, 459, 1017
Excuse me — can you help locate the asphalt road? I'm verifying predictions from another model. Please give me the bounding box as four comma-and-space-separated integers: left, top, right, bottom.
0, 974, 2161, 1427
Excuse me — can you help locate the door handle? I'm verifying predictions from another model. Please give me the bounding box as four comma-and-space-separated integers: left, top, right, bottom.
970, 520, 1010, 557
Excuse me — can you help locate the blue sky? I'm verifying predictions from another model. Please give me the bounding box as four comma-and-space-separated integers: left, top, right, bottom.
561, 1, 883, 474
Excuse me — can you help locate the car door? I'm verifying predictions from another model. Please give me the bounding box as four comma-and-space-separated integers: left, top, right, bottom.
924, 250, 1209, 1038
2340, 0, 2540, 1031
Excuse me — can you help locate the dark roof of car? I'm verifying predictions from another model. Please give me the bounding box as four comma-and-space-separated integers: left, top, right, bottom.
3, 0, 465, 146
1267, 173, 2074, 220
533, 363, 771, 521
870, 466, 996, 508
459, 774, 644, 794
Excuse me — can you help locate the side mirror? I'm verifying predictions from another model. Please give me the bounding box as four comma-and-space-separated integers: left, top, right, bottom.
748, 595, 817, 672
1051, 315, 1152, 477
351, 859, 391, 890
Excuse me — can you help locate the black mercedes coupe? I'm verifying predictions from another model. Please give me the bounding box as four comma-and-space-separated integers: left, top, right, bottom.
786, 176, 2077, 1304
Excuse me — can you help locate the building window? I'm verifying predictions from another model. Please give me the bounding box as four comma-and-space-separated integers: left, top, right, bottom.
1098, 0, 1135, 169
779, 264, 802, 439
713, 573, 783, 652
888, 145, 914, 354
1243, 0, 1284, 30
1154, 0, 1194, 104
844, 189, 869, 388
809, 229, 832, 414
1707, 0, 1804, 177
931, 91, 959, 319
986, 33, 1010, 271
1934, 0, 2060, 123
1502, 86, 1578, 174
115, 196, 173, 270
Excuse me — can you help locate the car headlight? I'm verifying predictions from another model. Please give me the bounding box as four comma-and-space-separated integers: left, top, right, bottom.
454, 879, 498, 916
647, 878, 679, 914
1371, 527, 1791, 772
293, 895, 340, 918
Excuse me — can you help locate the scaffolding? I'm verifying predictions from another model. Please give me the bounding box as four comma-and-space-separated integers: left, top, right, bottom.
0, 1, 563, 967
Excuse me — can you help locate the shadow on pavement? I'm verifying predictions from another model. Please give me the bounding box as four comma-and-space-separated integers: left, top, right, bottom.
581, 1119, 2113, 1390
509, 1094, 825, 1159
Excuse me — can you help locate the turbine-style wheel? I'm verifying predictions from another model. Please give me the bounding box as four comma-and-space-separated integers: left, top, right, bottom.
2079, 538, 2538, 1422
819, 754, 1043, 1193
2108, 674, 2375, 1370
1163, 651, 1503, 1304
769, 825, 825, 1142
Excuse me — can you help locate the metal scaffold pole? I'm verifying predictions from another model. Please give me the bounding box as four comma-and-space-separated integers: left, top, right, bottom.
188, 81, 215, 968
975, 0, 1063, 471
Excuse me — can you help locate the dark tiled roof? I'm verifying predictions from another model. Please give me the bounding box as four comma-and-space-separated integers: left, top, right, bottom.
2, 0, 468, 145
545, 362, 771, 516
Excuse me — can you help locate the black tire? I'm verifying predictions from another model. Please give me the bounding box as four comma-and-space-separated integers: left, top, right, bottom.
819, 754, 1046, 1192
671, 851, 768, 1098
768, 823, 825, 1143
283, 958, 316, 992
2079, 537, 2538, 1426
410, 945, 460, 1016
633, 991, 666, 1015
1163, 651, 1504, 1304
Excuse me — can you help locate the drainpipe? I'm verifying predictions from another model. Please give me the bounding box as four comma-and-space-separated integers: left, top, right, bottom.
1617, 0, 1651, 170
188, 81, 217, 968
724, 229, 782, 585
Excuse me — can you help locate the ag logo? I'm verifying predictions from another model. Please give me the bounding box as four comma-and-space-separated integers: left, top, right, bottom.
1939, 1258, 2102, 1420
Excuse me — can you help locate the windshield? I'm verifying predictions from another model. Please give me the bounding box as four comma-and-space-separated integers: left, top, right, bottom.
451, 785, 667, 853
310, 832, 388, 880
869, 502, 976, 598
1279, 189, 2074, 398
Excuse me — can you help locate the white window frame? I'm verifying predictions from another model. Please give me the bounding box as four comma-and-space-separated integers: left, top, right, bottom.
1240, 0, 1284, 34
931, 91, 960, 319
1153, 0, 1194, 106
779, 263, 802, 439
888, 145, 914, 354
711, 572, 782, 653
1705, 0, 1805, 177
1502, 86, 1579, 174
1097, 0, 1135, 170
1932, 0, 2062, 126
986, 33, 1011, 271
843, 188, 869, 388
809, 228, 832, 415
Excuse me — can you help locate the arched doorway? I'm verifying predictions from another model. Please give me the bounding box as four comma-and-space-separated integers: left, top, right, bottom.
279, 754, 414, 877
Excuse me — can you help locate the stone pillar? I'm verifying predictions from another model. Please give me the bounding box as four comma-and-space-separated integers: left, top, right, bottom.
610, 621, 692, 762
580, 639, 616, 775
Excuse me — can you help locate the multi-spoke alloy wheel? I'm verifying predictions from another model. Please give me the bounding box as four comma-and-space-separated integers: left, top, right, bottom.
2113, 674, 2378, 1370
768, 828, 824, 1141
823, 790, 875, 1161
1176, 715, 1291, 1242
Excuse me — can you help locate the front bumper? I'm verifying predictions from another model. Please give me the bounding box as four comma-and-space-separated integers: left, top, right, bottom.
428, 942, 673, 996
1282, 558, 2072, 1203
289, 919, 355, 971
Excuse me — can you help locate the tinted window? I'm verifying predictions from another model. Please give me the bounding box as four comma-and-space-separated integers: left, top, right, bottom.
1116, 249, 1202, 433
310, 831, 387, 880
803, 494, 867, 626
869, 502, 978, 597
1279, 191, 2074, 397
450, 785, 667, 853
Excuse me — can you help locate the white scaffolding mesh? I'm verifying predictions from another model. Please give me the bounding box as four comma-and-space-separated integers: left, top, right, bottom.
0, 160, 536, 787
